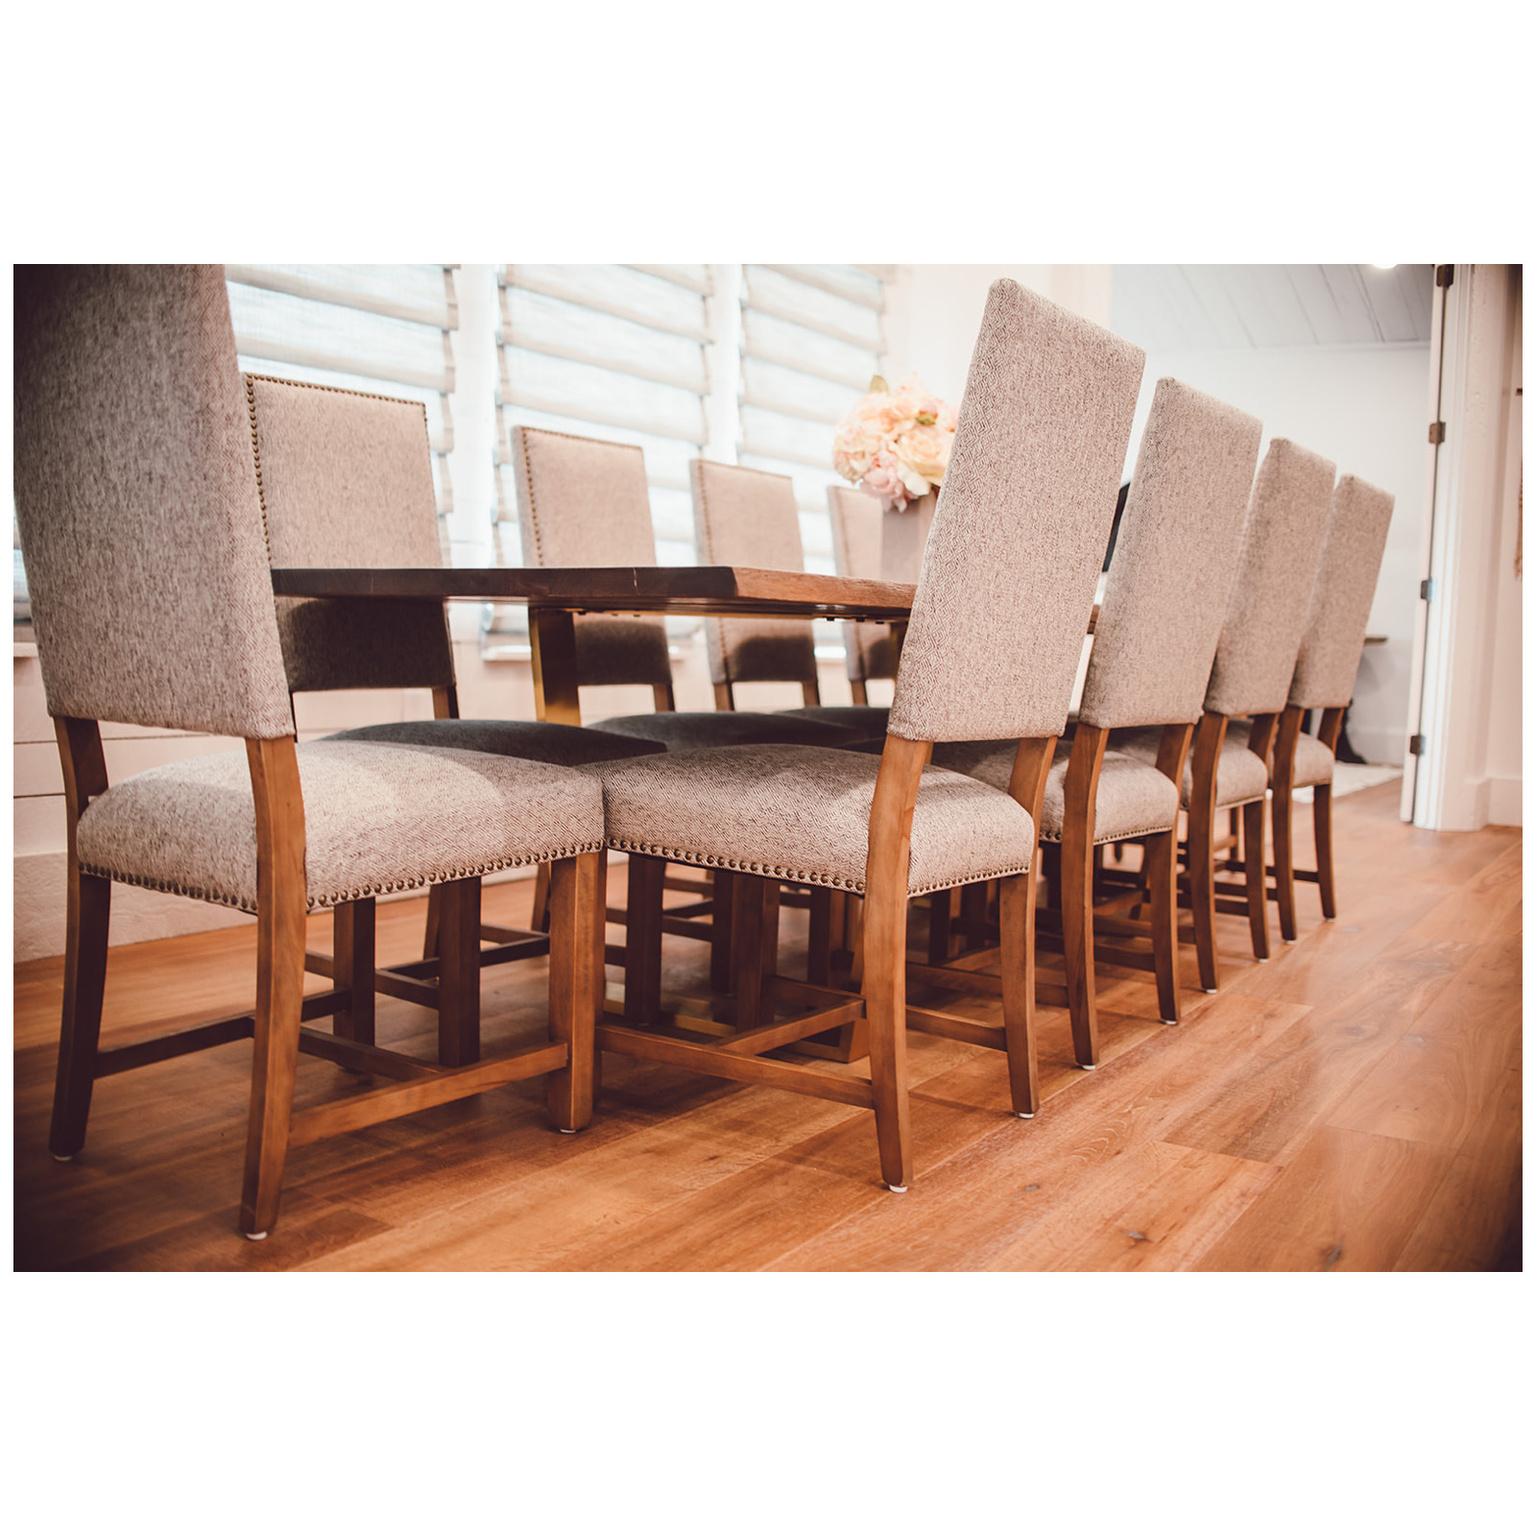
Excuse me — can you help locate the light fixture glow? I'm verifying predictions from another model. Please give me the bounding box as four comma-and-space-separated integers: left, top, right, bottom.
1371, 263, 1398, 270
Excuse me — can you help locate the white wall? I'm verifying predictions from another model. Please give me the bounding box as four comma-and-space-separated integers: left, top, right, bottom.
881, 265, 1112, 399
1119, 344, 1432, 766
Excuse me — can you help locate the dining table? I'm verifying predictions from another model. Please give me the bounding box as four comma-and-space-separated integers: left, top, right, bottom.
268, 564, 922, 723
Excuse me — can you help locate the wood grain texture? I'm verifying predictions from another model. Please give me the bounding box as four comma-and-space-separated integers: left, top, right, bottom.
269, 564, 917, 623
13, 782, 1520, 1270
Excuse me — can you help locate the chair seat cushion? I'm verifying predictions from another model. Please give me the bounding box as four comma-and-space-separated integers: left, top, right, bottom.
586, 743, 1037, 896
779, 705, 891, 736
1113, 725, 1270, 808
1224, 720, 1336, 788
595, 710, 862, 750
931, 740, 1181, 843
76, 739, 605, 914
327, 717, 665, 765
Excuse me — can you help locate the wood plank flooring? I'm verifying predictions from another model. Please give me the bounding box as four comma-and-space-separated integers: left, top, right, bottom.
11, 782, 1522, 1270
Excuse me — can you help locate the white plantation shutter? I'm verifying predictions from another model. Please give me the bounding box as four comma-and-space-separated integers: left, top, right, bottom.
737, 265, 887, 578
486, 264, 716, 655
225, 265, 459, 539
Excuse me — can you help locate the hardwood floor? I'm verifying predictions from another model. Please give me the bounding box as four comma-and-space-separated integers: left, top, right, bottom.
12, 782, 1521, 1271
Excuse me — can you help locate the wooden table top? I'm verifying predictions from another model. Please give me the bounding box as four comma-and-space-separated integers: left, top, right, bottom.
269, 565, 918, 623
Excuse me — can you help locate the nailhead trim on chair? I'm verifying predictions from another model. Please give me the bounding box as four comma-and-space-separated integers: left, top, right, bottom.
79, 839, 606, 916
603, 836, 1032, 898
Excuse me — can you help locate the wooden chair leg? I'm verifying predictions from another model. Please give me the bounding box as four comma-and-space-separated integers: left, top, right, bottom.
1060, 727, 1107, 1068
1187, 713, 1226, 994
48, 869, 111, 1159
959, 880, 990, 950
731, 874, 779, 1030
623, 854, 666, 1024
926, 887, 953, 964
1242, 799, 1270, 961
709, 868, 736, 992
1189, 805, 1219, 994
422, 883, 443, 961
435, 876, 482, 1067
1272, 704, 1304, 943
801, 677, 821, 707
1315, 785, 1337, 919
862, 856, 912, 1192
998, 872, 1040, 1116
1145, 829, 1181, 1023
652, 682, 676, 713
239, 737, 308, 1240
807, 886, 833, 985
530, 863, 553, 934
547, 851, 603, 1132
1272, 786, 1298, 942
332, 899, 376, 1046
850, 679, 869, 706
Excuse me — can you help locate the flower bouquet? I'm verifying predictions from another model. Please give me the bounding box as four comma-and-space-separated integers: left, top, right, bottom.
832, 374, 958, 513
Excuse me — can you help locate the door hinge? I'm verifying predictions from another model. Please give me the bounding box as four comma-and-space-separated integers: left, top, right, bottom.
1420, 577, 1436, 601
1436, 265, 1454, 288
1409, 734, 1426, 757
1428, 421, 1447, 445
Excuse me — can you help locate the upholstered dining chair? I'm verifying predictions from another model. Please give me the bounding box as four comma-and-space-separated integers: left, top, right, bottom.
16, 265, 606, 1240
584, 279, 1145, 1191
774, 482, 921, 741
930, 379, 1262, 1064
831, 483, 899, 707
245, 377, 663, 1026
1263, 473, 1395, 938
509, 429, 860, 1004
1117, 437, 1337, 989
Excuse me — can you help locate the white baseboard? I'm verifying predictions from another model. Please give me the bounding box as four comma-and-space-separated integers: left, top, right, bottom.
1486, 776, 1522, 826
13, 854, 541, 964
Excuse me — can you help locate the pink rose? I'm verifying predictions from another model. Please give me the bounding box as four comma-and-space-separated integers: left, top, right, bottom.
860, 447, 912, 512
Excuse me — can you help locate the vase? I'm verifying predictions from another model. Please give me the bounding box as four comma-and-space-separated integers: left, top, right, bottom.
880, 490, 937, 583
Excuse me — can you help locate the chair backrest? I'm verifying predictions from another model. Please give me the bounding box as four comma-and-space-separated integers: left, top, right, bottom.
510, 426, 672, 690
1204, 438, 1337, 718
887, 279, 1145, 743
691, 460, 819, 689
827, 483, 898, 684
244, 374, 456, 694
14, 264, 295, 740
1076, 378, 1262, 730
1289, 474, 1395, 710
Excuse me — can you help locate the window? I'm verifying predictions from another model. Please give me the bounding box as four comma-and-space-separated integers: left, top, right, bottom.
737, 265, 887, 577
226, 263, 460, 539
485, 264, 719, 655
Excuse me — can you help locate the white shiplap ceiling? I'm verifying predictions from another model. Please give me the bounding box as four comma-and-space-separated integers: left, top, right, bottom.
1110, 265, 1434, 350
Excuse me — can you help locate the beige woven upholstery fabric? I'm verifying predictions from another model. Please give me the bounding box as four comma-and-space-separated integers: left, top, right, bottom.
1114, 726, 1271, 808
829, 484, 901, 683
1078, 380, 1262, 730
512, 426, 672, 689
1222, 720, 1336, 789
1205, 439, 1337, 718
14, 265, 295, 739
327, 718, 665, 766
76, 740, 605, 915
692, 461, 819, 687
595, 710, 862, 750
588, 745, 1037, 896
1289, 474, 1396, 709
931, 739, 1181, 843
887, 280, 1145, 743
1290, 731, 1336, 788
781, 705, 892, 736
245, 375, 456, 694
